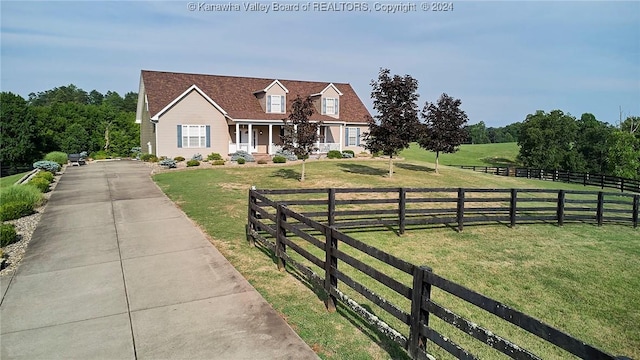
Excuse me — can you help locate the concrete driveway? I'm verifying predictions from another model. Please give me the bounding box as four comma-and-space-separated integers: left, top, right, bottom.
0, 160, 318, 360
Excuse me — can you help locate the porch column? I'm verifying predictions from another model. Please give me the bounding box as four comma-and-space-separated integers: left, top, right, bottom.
235, 123, 240, 151
248, 123, 253, 152
268, 124, 273, 155
339, 124, 344, 151
316, 126, 321, 153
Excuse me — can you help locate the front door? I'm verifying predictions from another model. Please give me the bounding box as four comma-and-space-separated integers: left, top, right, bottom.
240, 130, 258, 153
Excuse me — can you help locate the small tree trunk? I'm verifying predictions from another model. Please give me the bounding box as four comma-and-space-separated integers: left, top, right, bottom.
301, 159, 306, 181
435, 151, 440, 174
389, 155, 393, 177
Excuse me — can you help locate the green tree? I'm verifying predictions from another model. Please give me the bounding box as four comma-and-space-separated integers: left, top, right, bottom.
0, 92, 40, 171
466, 121, 490, 144
281, 95, 319, 181
574, 113, 612, 174
61, 123, 90, 154
362, 68, 420, 177
416, 93, 469, 173
517, 110, 578, 170
607, 130, 640, 179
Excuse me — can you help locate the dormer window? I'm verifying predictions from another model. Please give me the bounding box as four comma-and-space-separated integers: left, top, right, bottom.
323, 98, 339, 115
267, 95, 285, 113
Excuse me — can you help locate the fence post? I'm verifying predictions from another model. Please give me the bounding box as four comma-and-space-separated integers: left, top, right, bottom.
583, 173, 587, 187
596, 192, 604, 226
409, 265, 431, 359
328, 188, 336, 226
506, 167, 510, 177
484, 166, 488, 173
276, 204, 287, 271
247, 190, 256, 246
457, 188, 465, 232
510, 189, 517, 228
324, 225, 338, 312
554, 169, 558, 182
601, 175, 605, 189
557, 190, 565, 226
621, 178, 625, 192
399, 188, 407, 235
632, 195, 639, 229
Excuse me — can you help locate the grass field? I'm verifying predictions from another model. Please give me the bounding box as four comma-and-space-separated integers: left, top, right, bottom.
0, 172, 28, 188
153, 158, 638, 359
400, 142, 520, 166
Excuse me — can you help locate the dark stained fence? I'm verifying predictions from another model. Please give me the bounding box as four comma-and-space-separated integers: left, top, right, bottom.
247, 188, 635, 360
451, 165, 640, 194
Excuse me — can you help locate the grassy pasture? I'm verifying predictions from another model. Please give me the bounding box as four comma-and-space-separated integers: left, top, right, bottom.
153, 158, 638, 359
400, 142, 520, 167
0, 171, 29, 188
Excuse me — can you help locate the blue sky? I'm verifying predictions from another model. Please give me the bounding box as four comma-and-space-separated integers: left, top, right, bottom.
1, 1, 638, 127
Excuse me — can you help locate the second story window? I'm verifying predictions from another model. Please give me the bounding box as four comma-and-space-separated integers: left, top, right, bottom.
323, 98, 338, 115
267, 95, 285, 113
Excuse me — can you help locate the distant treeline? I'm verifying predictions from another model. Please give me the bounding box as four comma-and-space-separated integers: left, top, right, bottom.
465, 121, 521, 144
1, 85, 139, 173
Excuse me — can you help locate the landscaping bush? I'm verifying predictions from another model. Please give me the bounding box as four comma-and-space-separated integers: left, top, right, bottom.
212, 160, 225, 166
0, 202, 34, 221
237, 158, 246, 165
1, 223, 17, 247
29, 177, 50, 193
186, 159, 200, 167
327, 150, 342, 159
207, 153, 223, 161
33, 160, 60, 173
34, 171, 54, 183
230, 150, 255, 162
342, 152, 354, 158
158, 159, 177, 168
272, 156, 287, 164
257, 159, 268, 164
0, 185, 43, 207
191, 153, 203, 161
342, 150, 355, 157
140, 153, 158, 162
174, 156, 186, 162
275, 149, 298, 161
44, 151, 68, 166
91, 150, 110, 160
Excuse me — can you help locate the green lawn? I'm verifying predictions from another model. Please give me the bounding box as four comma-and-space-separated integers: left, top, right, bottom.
400, 142, 520, 166
153, 159, 638, 359
0, 172, 29, 188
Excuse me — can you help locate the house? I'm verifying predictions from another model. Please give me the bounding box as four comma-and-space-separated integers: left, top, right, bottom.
135, 70, 372, 159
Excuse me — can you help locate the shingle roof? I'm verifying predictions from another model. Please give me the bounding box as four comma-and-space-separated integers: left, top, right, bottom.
141, 70, 371, 123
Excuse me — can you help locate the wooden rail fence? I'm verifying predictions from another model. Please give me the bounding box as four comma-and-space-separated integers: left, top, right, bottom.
451, 165, 640, 194
246, 188, 635, 360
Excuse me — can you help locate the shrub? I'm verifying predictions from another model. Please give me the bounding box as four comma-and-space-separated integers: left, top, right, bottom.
130, 147, 142, 155
140, 153, 158, 162
0, 185, 43, 207
342, 152, 354, 158
186, 159, 200, 167
158, 159, 177, 168
33, 160, 60, 173
192, 153, 203, 161
0, 202, 34, 221
34, 171, 54, 183
1, 223, 17, 247
275, 149, 298, 161
174, 156, 186, 162
237, 158, 246, 165
212, 160, 225, 166
342, 150, 355, 157
44, 151, 68, 166
29, 177, 50, 193
257, 159, 267, 165
272, 156, 287, 163
91, 150, 110, 160
207, 153, 223, 161
230, 150, 255, 162
327, 150, 342, 159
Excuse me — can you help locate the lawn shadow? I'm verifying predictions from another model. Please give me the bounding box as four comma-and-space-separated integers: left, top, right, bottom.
337, 163, 388, 176
480, 157, 518, 167
271, 168, 301, 180
395, 162, 435, 173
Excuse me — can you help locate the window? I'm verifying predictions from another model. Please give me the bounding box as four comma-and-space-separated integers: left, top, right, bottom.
346, 127, 359, 146
323, 98, 339, 115
178, 125, 210, 148
267, 95, 285, 113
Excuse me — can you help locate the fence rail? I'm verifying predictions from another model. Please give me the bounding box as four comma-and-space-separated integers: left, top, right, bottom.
451, 165, 640, 194
247, 188, 635, 360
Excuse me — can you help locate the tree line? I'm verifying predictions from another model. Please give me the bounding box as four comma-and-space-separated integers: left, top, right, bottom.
1, 85, 139, 173
465, 121, 521, 144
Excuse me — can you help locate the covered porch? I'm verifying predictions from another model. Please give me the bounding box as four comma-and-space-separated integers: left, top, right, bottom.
228, 122, 343, 155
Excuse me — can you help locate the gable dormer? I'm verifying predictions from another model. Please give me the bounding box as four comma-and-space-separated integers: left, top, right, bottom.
253, 79, 289, 114
311, 83, 343, 118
